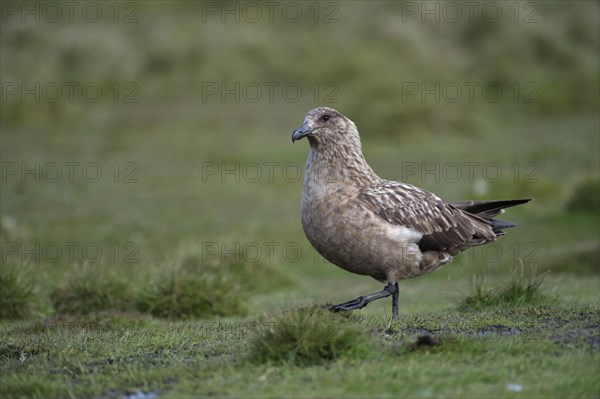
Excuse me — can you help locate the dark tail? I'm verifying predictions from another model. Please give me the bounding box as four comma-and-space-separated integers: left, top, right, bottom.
450, 199, 531, 235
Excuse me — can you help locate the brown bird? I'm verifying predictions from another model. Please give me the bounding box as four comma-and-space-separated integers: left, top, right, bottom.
292, 107, 530, 320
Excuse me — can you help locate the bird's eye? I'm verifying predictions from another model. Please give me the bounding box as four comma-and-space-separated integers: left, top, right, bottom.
320, 114, 330, 122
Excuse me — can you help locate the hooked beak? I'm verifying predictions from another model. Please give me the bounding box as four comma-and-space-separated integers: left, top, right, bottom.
292, 121, 314, 143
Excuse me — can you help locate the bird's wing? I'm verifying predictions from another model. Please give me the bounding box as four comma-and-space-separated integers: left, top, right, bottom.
356, 181, 494, 253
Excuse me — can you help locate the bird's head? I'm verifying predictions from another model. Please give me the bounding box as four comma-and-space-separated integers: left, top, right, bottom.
292, 107, 359, 147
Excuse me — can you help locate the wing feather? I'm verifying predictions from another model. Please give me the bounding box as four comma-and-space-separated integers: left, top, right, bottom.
356, 182, 495, 253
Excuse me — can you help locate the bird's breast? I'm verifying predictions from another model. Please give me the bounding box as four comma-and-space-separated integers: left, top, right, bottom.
300, 187, 424, 280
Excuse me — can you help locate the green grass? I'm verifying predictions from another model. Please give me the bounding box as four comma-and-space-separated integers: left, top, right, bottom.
1, 304, 597, 398
459, 263, 555, 310
1, 1, 599, 398
1, 246, 289, 320
0, 262, 36, 320
49, 264, 134, 315
136, 263, 246, 319
249, 306, 369, 366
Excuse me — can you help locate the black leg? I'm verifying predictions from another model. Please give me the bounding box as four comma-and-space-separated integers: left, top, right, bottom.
392, 282, 399, 320
327, 282, 398, 316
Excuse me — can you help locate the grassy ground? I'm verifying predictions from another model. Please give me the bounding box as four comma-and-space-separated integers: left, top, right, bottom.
1, 303, 598, 398
1, 1, 599, 398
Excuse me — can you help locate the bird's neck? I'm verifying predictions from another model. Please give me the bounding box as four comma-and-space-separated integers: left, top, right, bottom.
305, 140, 382, 189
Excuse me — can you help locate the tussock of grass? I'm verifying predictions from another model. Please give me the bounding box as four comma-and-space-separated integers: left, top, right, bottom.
136, 266, 245, 319
49, 265, 134, 315
136, 247, 247, 319
135, 244, 290, 319
249, 306, 369, 366
0, 262, 36, 320
175, 243, 290, 292
38, 243, 290, 319
459, 263, 554, 309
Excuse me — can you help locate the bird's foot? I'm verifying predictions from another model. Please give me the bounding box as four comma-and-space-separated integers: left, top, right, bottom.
326, 282, 398, 315
326, 296, 369, 313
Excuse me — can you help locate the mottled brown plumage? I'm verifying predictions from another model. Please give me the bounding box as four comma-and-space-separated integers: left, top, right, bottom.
292, 107, 530, 319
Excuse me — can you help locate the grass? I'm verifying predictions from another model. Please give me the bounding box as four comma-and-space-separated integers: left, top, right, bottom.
135, 245, 290, 319
1, 1, 599, 398
249, 306, 369, 366
459, 263, 555, 310
49, 264, 134, 315
136, 264, 246, 319
0, 262, 36, 320
0, 304, 597, 398
1, 244, 289, 320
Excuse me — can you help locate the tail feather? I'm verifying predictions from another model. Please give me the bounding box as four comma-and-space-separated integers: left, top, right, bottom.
490, 219, 517, 234
451, 199, 531, 219
451, 198, 531, 237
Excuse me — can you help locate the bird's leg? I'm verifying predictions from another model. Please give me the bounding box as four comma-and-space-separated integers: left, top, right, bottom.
327, 282, 398, 315
392, 282, 399, 320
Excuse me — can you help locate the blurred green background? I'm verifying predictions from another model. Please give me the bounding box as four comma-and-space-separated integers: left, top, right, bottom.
1, 1, 599, 317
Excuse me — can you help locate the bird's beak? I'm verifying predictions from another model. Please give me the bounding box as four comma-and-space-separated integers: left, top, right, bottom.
292, 122, 314, 143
